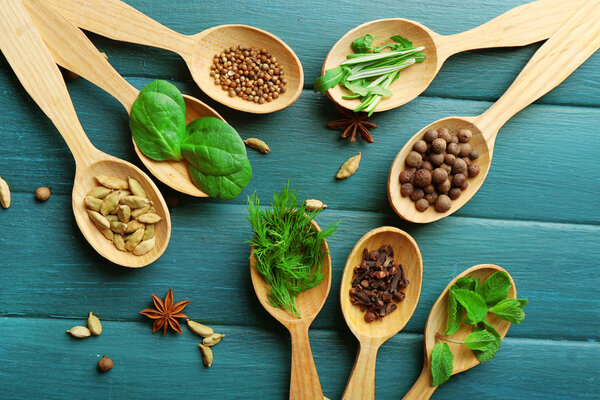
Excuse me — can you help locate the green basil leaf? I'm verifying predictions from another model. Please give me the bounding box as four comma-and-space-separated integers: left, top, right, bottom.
489, 299, 526, 324
181, 117, 247, 176
451, 288, 487, 325
477, 271, 512, 306
430, 342, 453, 386
390, 34, 413, 48
463, 330, 497, 351
140, 80, 186, 116
129, 91, 186, 161
314, 66, 346, 93
445, 288, 463, 335
188, 158, 252, 200
473, 321, 502, 363
351, 34, 375, 53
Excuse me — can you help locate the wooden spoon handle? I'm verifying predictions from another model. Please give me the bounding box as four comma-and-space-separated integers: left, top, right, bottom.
477, 0, 600, 138
402, 369, 437, 400
0, 0, 95, 164
341, 340, 380, 400
44, 0, 194, 55
437, 0, 586, 59
23, 0, 139, 111
289, 323, 323, 400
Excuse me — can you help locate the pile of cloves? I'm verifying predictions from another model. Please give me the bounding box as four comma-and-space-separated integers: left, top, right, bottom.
349, 244, 408, 322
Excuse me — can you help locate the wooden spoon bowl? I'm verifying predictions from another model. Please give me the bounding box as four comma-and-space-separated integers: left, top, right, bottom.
340, 226, 423, 400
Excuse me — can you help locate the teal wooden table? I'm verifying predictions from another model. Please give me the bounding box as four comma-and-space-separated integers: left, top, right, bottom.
1, 1, 599, 399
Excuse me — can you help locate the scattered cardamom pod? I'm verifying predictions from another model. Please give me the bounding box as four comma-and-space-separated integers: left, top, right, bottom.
304, 199, 327, 211
198, 344, 213, 367
125, 228, 145, 251
113, 233, 126, 251
137, 213, 162, 224
118, 205, 131, 223
88, 210, 110, 230
66, 326, 91, 339
100, 228, 114, 241
142, 224, 155, 241
110, 221, 128, 234
336, 152, 361, 180
35, 187, 51, 201
100, 190, 121, 216
203, 333, 225, 347
133, 237, 155, 256
87, 186, 112, 199
98, 355, 113, 372
120, 195, 151, 209
96, 175, 128, 190
125, 220, 145, 234
244, 138, 271, 154
106, 214, 119, 222
87, 312, 102, 336
131, 205, 150, 219
128, 177, 146, 198
187, 319, 214, 338
84, 196, 102, 212
0, 176, 10, 209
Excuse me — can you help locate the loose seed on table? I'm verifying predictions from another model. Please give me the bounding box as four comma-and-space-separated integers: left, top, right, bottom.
66, 326, 91, 339
98, 355, 113, 372
87, 312, 102, 336
35, 187, 51, 201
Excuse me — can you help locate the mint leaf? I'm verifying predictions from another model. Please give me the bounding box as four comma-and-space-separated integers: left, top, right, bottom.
477, 271, 512, 306
314, 66, 346, 93
489, 299, 526, 324
455, 276, 477, 291
473, 321, 501, 363
452, 288, 487, 325
352, 34, 375, 53
463, 330, 497, 351
445, 289, 463, 335
431, 342, 453, 386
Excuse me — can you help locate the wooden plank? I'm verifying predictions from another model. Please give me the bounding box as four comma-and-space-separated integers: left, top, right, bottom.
1, 193, 598, 341
0, 317, 598, 400
2, 0, 597, 107
0, 75, 598, 224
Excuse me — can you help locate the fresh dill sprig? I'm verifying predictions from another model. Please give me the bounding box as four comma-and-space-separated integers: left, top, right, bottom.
247, 184, 339, 318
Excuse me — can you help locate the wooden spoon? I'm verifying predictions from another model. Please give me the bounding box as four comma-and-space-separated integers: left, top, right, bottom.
340, 227, 423, 400
250, 219, 331, 400
403, 264, 516, 399
388, 0, 600, 223
0, 0, 170, 268
44, 0, 303, 114
321, 0, 585, 112
23, 0, 222, 197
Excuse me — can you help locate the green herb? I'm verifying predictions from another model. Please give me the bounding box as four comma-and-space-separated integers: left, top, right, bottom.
140, 79, 186, 115
247, 184, 338, 317
451, 288, 487, 325
463, 330, 498, 351
314, 34, 426, 115
473, 321, 501, 363
477, 271, 512, 306
189, 158, 252, 201
489, 299, 526, 324
431, 342, 453, 386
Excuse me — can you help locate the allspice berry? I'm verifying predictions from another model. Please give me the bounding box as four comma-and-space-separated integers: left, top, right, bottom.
424, 129, 438, 142
399, 169, 415, 184
429, 152, 444, 166
414, 169, 432, 187
415, 198, 429, 212
435, 195, 452, 212
448, 187, 462, 200
421, 161, 433, 171
432, 168, 448, 184
401, 183, 414, 197
424, 184, 435, 194
459, 143, 472, 157
438, 128, 452, 143
451, 135, 459, 144
469, 149, 480, 160
438, 179, 451, 193
98, 355, 113, 372
425, 191, 438, 205
447, 142, 461, 156
452, 158, 467, 174
444, 154, 456, 165
441, 163, 452, 174
413, 140, 428, 154
431, 138, 447, 153
468, 164, 481, 177
458, 129, 472, 143
35, 187, 51, 201
406, 151, 423, 168
452, 173, 467, 188
410, 188, 424, 201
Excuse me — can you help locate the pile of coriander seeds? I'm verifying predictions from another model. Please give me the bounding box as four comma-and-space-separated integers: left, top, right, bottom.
210, 45, 287, 104
400, 127, 480, 212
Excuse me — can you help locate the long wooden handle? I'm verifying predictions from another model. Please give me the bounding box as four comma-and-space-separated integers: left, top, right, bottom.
437, 0, 586, 59
341, 340, 380, 400
44, 0, 194, 55
477, 0, 600, 139
0, 0, 94, 164
288, 323, 323, 400
23, 0, 139, 111
402, 369, 437, 400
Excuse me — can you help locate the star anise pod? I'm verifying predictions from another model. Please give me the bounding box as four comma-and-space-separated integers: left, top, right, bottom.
327, 105, 377, 143
140, 288, 190, 335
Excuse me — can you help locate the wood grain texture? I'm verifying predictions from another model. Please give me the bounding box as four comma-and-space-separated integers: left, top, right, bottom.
0, 0, 598, 398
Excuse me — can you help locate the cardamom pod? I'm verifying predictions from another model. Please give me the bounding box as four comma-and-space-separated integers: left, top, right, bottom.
88, 210, 110, 230
100, 191, 121, 216
187, 319, 214, 338
100, 228, 114, 241
110, 221, 127, 234
125, 220, 145, 234
142, 224, 154, 241
87, 312, 102, 336
198, 344, 213, 367
96, 175, 129, 190
0, 176, 10, 209
66, 326, 91, 339
128, 177, 146, 198
336, 152, 361, 180
106, 214, 119, 222
125, 228, 144, 251
84, 196, 103, 212
131, 205, 150, 219
133, 237, 155, 256
202, 333, 225, 347
147, 206, 156, 214
118, 205, 131, 223
120, 195, 151, 209
87, 186, 113, 199
244, 138, 271, 154
304, 199, 327, 211
113, 233, 126, 251
137, 213, 162, 224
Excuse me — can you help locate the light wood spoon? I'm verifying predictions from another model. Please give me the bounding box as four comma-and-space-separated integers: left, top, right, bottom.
388, 0, 600, 224
0, 0, 170, 268
321, 0, 585, 112
403, 264, 516, 400
340, 227, 423, 400
24, 0, 223, 197
44, 0, 303, 114
250, 219, 331, 400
